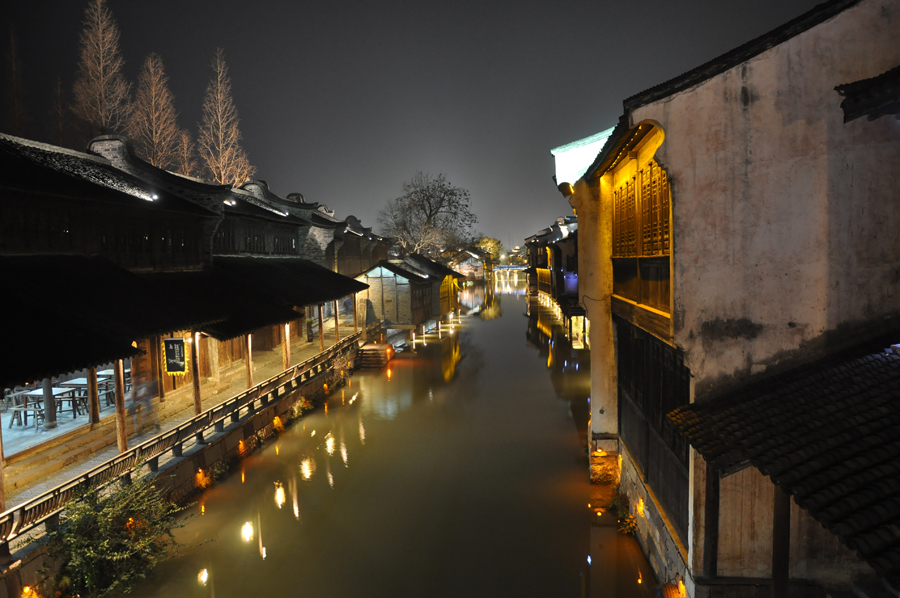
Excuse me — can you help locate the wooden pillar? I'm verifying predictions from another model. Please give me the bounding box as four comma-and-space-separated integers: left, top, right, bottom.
88, 366, 100, 424
191, 331, 202, 415
114, 360, 128, 453
42, 377, 57, 430
282, 323, 291, 370
353, 293, 358, 333
0, 415, 6, 512
244, 334, 253, 388
318, 304, 325, 352
155, 335, 165, 401
334, 300, 340, 342
702, 462, 719, 579
772, 484, 791, 598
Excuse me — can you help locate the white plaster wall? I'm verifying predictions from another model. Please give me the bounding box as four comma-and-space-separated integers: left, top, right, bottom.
631, 0, 900, 396
302, 227, 333, 268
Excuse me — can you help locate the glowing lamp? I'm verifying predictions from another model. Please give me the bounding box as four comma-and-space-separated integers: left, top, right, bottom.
241, 521, 253, 542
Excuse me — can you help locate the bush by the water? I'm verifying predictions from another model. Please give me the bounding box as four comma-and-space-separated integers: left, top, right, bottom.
46, 476, 185, 598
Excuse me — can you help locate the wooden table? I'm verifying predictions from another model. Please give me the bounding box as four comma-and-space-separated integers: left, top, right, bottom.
24, 386, 79, 420
97, 368, 132, 391
60, 376, 111, 412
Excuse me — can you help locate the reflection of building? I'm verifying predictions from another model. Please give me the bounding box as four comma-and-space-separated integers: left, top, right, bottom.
553, 2, 900, 596
525, 217, 586, 349
449, 247, 493, 281
401, 253, 464, 322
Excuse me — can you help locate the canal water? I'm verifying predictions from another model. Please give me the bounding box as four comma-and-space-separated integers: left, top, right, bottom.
131, 284, 654, 598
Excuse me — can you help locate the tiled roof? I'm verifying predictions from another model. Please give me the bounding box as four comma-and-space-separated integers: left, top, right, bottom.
668, 336, 900, 584
404, 254, 464, 280
835, 65, 900, 122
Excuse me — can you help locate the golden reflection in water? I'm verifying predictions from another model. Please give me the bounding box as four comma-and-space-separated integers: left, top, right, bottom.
198, 568, 208, 586
341, 441, 348, 466
241, 470, 245, 484
201, 504, 205, 515
274, 482, 285, 509
327, 460, 334, 488
358, 418, 366, 444
291, 477, 300, 520
241, 521, 253, 542
326, 435, 335, 456
301, 458, 315, 480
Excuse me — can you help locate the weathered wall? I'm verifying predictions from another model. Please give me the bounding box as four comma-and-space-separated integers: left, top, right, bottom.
302, 226, 334, 268
716, 465, 874, 585
631, 0, 900, 398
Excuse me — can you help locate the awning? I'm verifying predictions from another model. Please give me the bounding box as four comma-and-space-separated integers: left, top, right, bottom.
668, 334, 900, 585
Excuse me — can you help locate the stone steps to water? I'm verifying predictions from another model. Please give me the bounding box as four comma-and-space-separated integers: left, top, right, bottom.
356, 344, 393, 369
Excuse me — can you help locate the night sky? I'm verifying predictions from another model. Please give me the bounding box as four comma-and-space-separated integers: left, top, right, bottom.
6, 0, 822, 248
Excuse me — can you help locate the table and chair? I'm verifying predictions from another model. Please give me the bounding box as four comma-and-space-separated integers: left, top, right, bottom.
6, 371, 124, 430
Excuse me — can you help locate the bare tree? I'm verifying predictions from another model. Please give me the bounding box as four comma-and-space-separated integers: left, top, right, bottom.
49, 76, 67, 146
128, 53, 180, 168
197, 48, 255, 187
6, 28, 28, 137
378, 172, 477, 256
175, 129, 197, 177
72, 0, 131, 138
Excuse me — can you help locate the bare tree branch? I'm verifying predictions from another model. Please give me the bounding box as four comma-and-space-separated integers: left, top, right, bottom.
197, 48, 255, 187
72, 0, 131, 138
6, 27, 28, 137
175, 129, 197, 178
128, 53, 180, 169
378, 172, 477, 257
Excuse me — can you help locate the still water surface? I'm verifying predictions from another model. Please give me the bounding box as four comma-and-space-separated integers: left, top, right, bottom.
132, 287, 653, 598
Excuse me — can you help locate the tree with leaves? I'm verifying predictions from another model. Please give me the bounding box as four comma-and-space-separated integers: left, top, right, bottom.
198, 48, 254, 187
128, 53, 180, 169
72, 0, 131, 139
378, 172, 477, 256
474, 236, 504, 260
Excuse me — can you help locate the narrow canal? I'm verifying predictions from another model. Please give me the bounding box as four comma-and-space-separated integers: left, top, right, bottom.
131, 284, 654, 598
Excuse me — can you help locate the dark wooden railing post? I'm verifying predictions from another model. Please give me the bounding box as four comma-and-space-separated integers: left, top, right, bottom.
191, 331, 202, 415
244, 334, 253, 389
88, 366, 100, 424
114, 360, 128, 453
772, 484, 791, 598
318, 304, 325, 352
334, 300, 341, 342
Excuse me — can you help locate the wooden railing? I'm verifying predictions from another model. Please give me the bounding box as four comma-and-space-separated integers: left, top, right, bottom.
0, 332, 362, 554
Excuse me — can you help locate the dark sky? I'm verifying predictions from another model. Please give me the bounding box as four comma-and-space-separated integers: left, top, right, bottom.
6, 0, 822, 249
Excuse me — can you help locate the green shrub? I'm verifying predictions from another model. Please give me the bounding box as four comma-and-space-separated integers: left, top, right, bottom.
46, 475, 185, 598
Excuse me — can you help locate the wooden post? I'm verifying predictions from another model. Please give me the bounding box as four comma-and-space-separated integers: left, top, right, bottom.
42, 377, 57, 430
191, 331, 202, 415
0, 415, 6, 512
114, 360, 128, 453
703, 462, 719, 579
156, 335, 165, 401
772, 484, 791, 598
88, 366, 100, 424
244, 334, 253, 388
318, 304, 325, 352
353, 293, 358, 333
334, 300, 340, 342
282, 323, 291, 370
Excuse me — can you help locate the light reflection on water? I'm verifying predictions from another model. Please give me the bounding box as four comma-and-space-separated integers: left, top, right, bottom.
130, 281, 653, 598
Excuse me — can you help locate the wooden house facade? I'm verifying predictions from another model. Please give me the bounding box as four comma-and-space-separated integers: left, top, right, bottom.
355, 261, 431, 330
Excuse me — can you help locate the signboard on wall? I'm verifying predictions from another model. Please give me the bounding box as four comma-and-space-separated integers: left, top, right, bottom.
162, 338, 188, 376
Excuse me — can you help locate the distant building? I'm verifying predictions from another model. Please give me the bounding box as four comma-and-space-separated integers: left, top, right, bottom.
554, 0, 900, 595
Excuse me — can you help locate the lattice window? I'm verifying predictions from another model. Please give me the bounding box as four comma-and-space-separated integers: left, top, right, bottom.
612, 160, 669, 258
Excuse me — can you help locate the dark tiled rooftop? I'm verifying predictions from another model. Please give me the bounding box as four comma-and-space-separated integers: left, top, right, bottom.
669, 337, 900, 584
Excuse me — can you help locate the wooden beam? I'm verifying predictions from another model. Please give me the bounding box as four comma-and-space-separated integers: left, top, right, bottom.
114, 360, 128, 453
772, 484, 791, 598
191, 331, 202, 415
42, 378, 57, 430
282, 323, 291, 370
334, 300, 340, 342
244, 334, 253, 389
702, 462, 719, 578
155, 335, 165, 401
318, 304, 325, 352
88, 366, 100, 424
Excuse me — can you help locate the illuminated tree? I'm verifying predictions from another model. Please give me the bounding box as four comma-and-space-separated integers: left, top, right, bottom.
378, 172, 477, 256
473, 236, 503, 260
174, 129, 197, 178
128, 53, 180, 169
197, 48, 255, 187
72, 0, 131, 138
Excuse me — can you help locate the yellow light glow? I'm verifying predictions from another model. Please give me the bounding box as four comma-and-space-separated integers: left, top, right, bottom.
387, 369, 392, 379
311, 430, 316, 437
241, 521, 253, 542
325, 402, 329, 416
275, 483, 285, 509
678, 580, 686, 597
241, 470, 245, 483
198, 568, 209, 586
276, 446, 280, 455
341, 442, 348, 466
201, 504, 205, 515
637, 497, 645, 517
301, 458, 314, 480
326, 436, 335, 455
638, 571, 642, 584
